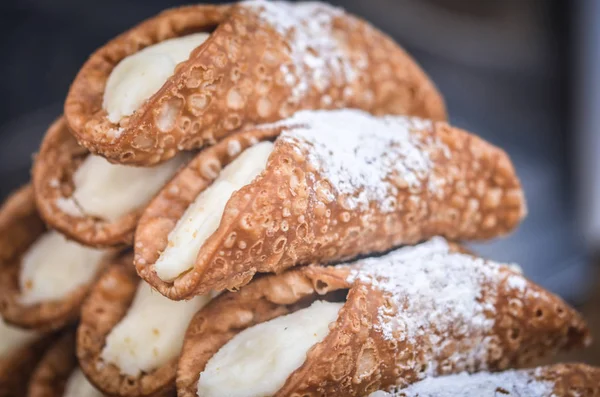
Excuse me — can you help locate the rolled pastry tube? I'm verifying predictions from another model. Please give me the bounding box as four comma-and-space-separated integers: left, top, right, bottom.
27, 332, 106, 397
0, 185, 113, 331
370, 364, 600, 397
77, 254, 210, 397
0, 315, 48, 397
135, 109, 526, 299
176, 238, 590, 397
33, 117, 191, 248
64, 0, 446, 166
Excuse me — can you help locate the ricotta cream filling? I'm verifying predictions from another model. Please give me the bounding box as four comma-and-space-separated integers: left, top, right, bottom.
69, 153, 189, 222
155, 141, 274, 282
197, 300, 343, 397
0, 316, 38, 358
63, 369, 103, 397
103, 33, 210, 123
19, 231, 107, 305
101, 282, 210, 377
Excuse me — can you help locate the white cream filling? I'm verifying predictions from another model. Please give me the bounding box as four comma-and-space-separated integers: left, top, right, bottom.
0, 316, 38, 358
69, 153, 190, 222
63, 369, 103, 397
19, 231, 107, 306
155, 141, 274, 282
100, 282, 210, 377
197, 300, 343, 397
103, 33, 210, 123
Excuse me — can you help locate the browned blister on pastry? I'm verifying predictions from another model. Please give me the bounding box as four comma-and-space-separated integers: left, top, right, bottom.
77, 254, 207, 397
135, 109, 526, 299
176, 238, 589, 397
33, 117, 191, 248
372, 363, 600, 396
0, 319, 49, 397
0, 185, 114, 331
64, 1, 446, 166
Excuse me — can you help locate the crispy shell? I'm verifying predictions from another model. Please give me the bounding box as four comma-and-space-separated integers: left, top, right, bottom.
382, 363, 600, 396
77, 254, 175, 397
64, 2, 446, 165
33, 117, 138, 248
0, 185, 113, 331
27, 332, 79, 397
0, 333, 51, 397
135, 118, 526, 299
177, 257, 589, 396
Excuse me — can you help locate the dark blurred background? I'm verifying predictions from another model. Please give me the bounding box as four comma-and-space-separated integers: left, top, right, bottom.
0, 0, 598, 359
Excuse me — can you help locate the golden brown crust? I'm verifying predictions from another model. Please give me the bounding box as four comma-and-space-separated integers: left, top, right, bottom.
77, 254, 175, 397
177, 259, 588, 397
135, 119, 526, 299
0, 334, 51, 397
538, 363, 600, 396
0, 185, 113, 331
33, 117, 138, 248
27, 332, 79, 397
64, 2, 446, 166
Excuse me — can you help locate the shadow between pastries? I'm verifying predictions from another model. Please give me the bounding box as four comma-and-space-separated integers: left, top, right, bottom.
176, 238, 590, 397
64, 1, 446, 166
0, 185, 115, 331
134, 109, 527, 300
33, 117, 191, 248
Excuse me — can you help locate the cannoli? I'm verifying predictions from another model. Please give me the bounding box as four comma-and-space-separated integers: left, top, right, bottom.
33, 117, 191, 247
0, 185, 113, 331
0, 316, 47, 397
369, 363, 600, 397
176, 238, 589, 397
64, 0, 446, 166
135, 109, 526, 299
27, 332, 106, 397
77, 254, 211, 397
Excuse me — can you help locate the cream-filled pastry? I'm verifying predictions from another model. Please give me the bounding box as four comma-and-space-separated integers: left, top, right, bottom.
19, 231, 107, 305
197, 300, 342, 397
101, 282, 210, 376
103, 33, 209, 123
0, 185, 111, 331
135, 109, 526, 300
34, 117, 192, 247
176, 238, 589, 397
65, 2, 447, 166
77, 256, 211, 396
155, 141, 274, 282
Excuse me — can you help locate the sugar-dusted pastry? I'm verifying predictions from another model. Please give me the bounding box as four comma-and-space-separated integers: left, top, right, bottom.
64, 0, 446, 166
135, 109, 526, 299
77, 254, 211, 397
370, 364, 600, 397
27, 332, 107, 397
33, 117, 191, 247
176, 238, 589, 397
0, 185, 113, 331
0, 315, 47, 397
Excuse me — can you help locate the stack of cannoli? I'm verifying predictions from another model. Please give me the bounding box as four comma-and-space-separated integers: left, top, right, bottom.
0, 1, 597, 396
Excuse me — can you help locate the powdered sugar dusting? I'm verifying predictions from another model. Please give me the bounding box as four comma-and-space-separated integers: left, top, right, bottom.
372, 370, 555, 397
264, 109, 446, 212
347, 237, 524, 378
243, 1, 363, 103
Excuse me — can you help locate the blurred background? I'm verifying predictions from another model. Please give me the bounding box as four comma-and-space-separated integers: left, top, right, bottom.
0, 0, 598, 362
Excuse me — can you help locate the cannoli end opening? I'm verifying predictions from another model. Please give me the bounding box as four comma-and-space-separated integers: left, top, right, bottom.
154, 141, 275, 283
196, 299, 345, 397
